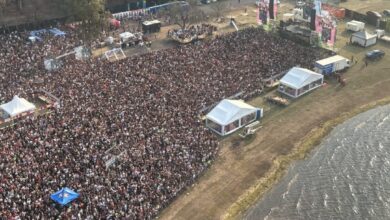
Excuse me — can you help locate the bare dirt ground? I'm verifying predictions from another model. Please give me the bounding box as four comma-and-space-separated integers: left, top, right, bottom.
339, 0, 390, 13
158, 3, 390, 220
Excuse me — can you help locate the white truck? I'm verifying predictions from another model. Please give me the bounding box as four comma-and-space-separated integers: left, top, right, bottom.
314, 55, 351, 75
346, 20, 365, 32
374, 29, 390, 43
374, 29, 385, 38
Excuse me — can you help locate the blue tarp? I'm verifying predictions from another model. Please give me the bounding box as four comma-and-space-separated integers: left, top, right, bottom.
315, 63, 334, 75
50, 187, 79, 205
30, 28, 65, 39
30, 29, 47, 37
49, 28, 66, 37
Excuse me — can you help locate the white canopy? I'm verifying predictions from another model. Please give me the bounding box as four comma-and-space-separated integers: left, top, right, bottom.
119, 32, 135, 41
206, 99, 257, 126
280, 67, 324, 89
0, 96, 36, 117
352, 31, 376, 40
143, 20, 161, 26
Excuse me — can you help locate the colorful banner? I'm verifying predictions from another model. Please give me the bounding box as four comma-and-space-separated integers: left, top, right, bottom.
257, 0, 278, 25
315, 11, 337, 46
314, 0, 322, 15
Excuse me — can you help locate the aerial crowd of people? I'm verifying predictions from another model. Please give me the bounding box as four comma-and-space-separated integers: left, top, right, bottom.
0, 26, 323, 219
167, 24, 217, 42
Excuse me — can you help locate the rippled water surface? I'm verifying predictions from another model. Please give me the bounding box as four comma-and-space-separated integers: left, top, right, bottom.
245, 105, 390, 220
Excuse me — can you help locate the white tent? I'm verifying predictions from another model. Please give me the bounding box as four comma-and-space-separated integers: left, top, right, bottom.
206, 99, 263, 136
351, 31, 377, 47
119, 32, 135, 43
278, 67, 324, 98
0, 96, 36, 117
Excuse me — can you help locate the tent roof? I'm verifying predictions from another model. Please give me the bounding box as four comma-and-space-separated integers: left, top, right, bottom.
51, 187, 79, 205
280, 67, 323, 89
143, 20, 161, 26
206, 99, 258, 125
349, 20, 365, 25
0, 96, 36, 117
316, 55, 347, 66
119, 32, 134, 39
49, 28, 66, 36
352, 31, 376, 40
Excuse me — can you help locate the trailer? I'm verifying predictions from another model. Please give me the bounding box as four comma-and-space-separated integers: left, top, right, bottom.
346, 20, 365, 32
314, 55, 351, 75
379, 35, 390, 43
375, 30, 390, 43
374, 29, 385, 38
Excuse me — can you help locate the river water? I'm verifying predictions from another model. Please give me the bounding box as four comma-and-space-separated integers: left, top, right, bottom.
245, 104, 390, 220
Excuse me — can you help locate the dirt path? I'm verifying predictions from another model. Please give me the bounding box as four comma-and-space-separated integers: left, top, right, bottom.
339, 0, 390, 13
158, 15, 390, 220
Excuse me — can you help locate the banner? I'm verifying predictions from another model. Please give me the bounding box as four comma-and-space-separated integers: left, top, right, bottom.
257, 0, 278, 25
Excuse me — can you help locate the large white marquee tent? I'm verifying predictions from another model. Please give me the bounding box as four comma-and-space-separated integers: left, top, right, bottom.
0, 96, 36, 117
206, 99, 263, 136
278, 67, 324, 98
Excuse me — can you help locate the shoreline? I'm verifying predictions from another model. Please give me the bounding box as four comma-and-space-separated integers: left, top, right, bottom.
223, 97, 390, 220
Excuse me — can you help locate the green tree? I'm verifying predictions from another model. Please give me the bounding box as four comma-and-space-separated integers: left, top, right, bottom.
210, 0, 228, 19
163, 0, 206, 30
64, 0, 108, 43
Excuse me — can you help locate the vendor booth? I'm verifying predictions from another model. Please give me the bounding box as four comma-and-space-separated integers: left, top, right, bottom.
351, 31, 377, 47
119, 32, 135, 43
206, 99, 263, 136
0, 96, 36, 118
142, 20, 161, 34
278, 67, 324, 98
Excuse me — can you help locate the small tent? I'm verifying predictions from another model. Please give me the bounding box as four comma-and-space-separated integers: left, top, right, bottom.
0, 96, 36, 117
119, 32, 135, 43
278, 67, 324, 98
51, 187, 79, 205
351, 31, 377, 47
206, 99, 263, 136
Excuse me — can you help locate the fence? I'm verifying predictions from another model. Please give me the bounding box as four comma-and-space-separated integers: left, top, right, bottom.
344, 8, 390, 29
344, 9, 367, 22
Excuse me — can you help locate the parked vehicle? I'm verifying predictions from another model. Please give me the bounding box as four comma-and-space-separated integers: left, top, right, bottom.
346, 20, 365, 32
373, 29, 390, 43
366, 50, 385, 60
314, 55, 351, 75
384, 9, 390, 16
366, 11, 382, 27
374, 29, 385, 38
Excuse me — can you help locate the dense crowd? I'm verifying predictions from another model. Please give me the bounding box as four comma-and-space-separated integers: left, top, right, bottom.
168, 24, 217, 41
0, 27, 323, 219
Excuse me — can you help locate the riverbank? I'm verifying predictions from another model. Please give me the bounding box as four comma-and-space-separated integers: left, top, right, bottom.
154, 1, 390, 219
224, 97, 390, 219
244, 103, 390, 219
159, 19, 390, 220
